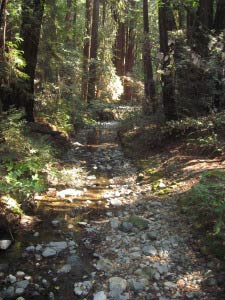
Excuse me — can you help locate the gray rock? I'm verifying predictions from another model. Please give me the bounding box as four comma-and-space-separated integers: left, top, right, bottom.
109, 277, 127, 293
142, 245, 157, 256
49, 291, 55, 300
16, 297, 25, 300
130, 278, 149, 291
48, 241, 68, 253
8, 274, 17, 284
109, 199, 123, 207
0, 239, 12, 250
74, 281, 93, 296
164, 281, 177, 289
16, 280, 29, 289
93, 291, 107, 300
16, 271, 25, 278
3, 286, 15, 298
51, 220, 60, 227
149, 202, 162, 207
67, 255, 83, 267
110, 218, 119, 229
96, 257, 112, 272
15, 287, 25, 295
206, 277, 217, 286
57, 264, 71, 274
119, 222, 133, 233
42, 247, 57, 257
26, 245, 35, 253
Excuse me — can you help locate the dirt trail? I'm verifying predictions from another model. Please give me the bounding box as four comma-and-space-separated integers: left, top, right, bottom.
0, 122, 224, 300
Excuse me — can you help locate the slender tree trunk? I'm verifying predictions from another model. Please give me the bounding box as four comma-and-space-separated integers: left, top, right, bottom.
0, 0, 7, 62
214, 0, 225, 32
87, 0, 100, 102
159, 0, 176, 120
142, 0, 156, 115
82, 0, 92, 102
20, 0, 45, 121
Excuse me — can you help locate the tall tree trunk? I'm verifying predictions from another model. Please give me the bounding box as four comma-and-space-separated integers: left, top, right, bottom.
142, 0, 156, 115
87, 0, 99, 102
159, 0, 177, 120
114, 21, 126, 76
214, 0, 225, 32
20, 0, 45, 121
82, 0, 92, 102
0, 0, 7, 62
124, 0, 136, 101
190, 0, 213, 56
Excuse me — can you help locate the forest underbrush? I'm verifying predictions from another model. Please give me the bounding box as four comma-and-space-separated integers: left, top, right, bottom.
0, 109, 72, 235
119, 110, 225, 261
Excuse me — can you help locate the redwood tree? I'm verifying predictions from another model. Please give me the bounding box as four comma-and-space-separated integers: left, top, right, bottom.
142, 0, 156, 115
87, 0, 100, 102
159, 0, 176, 120
20, 0, 45, 121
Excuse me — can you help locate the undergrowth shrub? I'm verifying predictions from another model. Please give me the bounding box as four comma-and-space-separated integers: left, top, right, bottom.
0, 109, 55, 202
180, 169, 225, 260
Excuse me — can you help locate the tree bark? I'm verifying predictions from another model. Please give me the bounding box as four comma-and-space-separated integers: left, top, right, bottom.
20, 0, 45, 121
159, 0, 177, 120
142, 0, 156, 115
214, 0, 225, 32
87, 0, 100, 102
114, 21, 126, 76
0, 0, 7, 62
82, 0, 92, 102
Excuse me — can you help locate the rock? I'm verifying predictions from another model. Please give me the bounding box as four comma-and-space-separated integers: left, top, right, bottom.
42, 247, 57, 257
130, 278, 149, 291
149, 202, 162, 207
205, 277, 217, 286
8, 274, 17, 284
3, 286, 15, 298
109, 199, 123, 207
57, 189, 83, 198
119, 222, 133, 233
15, 287, 25, 295
16, 271, 25, 278
96, 257, 113, 272
74, 281, 93, 296
164, 281, 177, 289
51, 220, 60, 227
147, 231, 158, 241
49, 291, 55, 300
16, 297, 25, 300
57, 264, 71, 274
26, 245, 35, 253
110, 218, 119, 229
67, 255, 83, 267
34, 232, 40, 237
153, 262, 169, 275
142, 245, 157, 256
109, 277, 127, 293
48, 241, 68, 253
0, 240, 12, 250
93, 291, 107, 300
16, 280, 29, 289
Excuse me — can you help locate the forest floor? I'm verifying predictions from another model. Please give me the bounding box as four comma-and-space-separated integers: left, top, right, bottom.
0, 117, 225, 300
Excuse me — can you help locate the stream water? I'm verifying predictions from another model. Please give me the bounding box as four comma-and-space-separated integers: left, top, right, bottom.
0, 121, 122, 300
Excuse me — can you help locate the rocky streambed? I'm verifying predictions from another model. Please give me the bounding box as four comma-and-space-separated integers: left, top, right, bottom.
0, 121, 224, 300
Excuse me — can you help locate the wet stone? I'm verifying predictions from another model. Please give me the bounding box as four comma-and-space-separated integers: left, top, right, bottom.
42, 247, 57, 257
93, 291, 107, 300
0, 240, 12, 250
